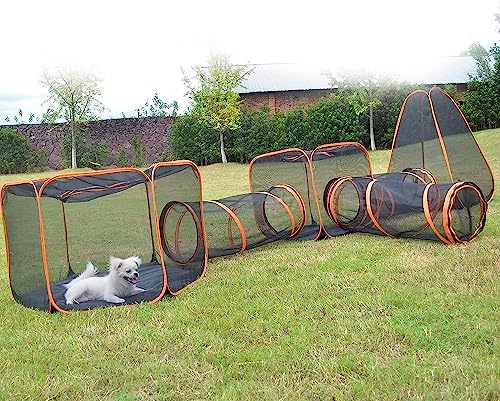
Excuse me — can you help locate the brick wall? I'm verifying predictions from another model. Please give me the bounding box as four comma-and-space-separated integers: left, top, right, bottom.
5, 116, 174, 168
240, 89, 333, 114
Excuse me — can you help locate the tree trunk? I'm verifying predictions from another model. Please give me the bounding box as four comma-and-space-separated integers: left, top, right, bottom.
71, 120, 77, 169
219, 131, 227, 164
369, 104, 376, 151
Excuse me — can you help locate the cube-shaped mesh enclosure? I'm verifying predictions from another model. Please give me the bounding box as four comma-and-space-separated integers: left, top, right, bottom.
1, 162, 207, 312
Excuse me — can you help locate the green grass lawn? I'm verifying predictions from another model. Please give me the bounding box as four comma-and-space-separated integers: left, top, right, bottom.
0, 130, 499, 400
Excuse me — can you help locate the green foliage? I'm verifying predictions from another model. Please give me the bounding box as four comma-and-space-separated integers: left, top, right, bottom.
462, 43, 500, 130
130, 135, 146, 167
0, 127, 47, 173
137, 93, 178, 117
115, 149, 129, 167
61, 128, 109, 168
169, 115, 219, 165
41, 67, 106, 168
182, 53, 253, 163
170, 95, 366, 164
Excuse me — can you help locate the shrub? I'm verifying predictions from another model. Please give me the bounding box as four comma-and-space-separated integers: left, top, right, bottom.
0, 127, 47, 173
130, 135, 146, 167
61, 128, 109, 168
169, 115, 219, 165
115, 149, 128, 167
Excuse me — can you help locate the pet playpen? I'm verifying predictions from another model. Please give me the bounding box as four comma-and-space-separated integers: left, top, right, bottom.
1, 87, 493, 312
1, 162, 207, 312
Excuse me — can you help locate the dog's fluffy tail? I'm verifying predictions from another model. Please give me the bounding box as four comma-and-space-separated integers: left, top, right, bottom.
64, 262, 98, 288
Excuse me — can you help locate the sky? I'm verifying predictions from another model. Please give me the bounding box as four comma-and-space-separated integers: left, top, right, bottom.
0, 0, 498, 122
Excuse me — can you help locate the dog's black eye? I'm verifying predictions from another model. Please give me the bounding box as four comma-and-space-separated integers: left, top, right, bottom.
126, 269, 131, 273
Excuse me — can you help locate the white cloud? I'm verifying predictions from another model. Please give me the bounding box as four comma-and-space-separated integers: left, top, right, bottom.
0, 0, 498, 120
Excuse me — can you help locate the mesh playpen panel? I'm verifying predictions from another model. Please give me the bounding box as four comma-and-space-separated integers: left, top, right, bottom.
249, 149, 322, 240
312, 143, 373, 237
153, 163, 206, 294
2, 182, 49, 311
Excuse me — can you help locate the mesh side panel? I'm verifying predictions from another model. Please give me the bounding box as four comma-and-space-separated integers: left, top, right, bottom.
40, 172, 158, 310
216, 192, 294, 251
369, 180, 430, 239
324, 177, 380, 235
249, 150, 322, 240
203, 201, 245, 258
445, 184, 486, 243
430, 88, 494, 201
389, 91, 451, 182
312, 144, 371, 237
2, 184, 49, 311
153, 164, 205, 293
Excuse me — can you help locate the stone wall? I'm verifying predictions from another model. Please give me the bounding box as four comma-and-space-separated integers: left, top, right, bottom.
6, 116, 174, 168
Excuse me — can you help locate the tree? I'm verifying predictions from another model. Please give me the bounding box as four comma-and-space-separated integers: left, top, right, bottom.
137, 93, 178, 117
181, 54, 253, 163
40, 67, 106, 168
327, 69, 394, 151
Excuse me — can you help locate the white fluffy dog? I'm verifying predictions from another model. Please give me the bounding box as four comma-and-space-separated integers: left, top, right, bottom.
64, 256, 146, 305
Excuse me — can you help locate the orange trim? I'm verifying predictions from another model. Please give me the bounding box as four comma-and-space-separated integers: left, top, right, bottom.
152, 160, 208, 297
248, 148, 323, 240
365, 180, 394, 238
442, 182, 487, 244
427, 91, 454, 182
326, 177, 353, 228
206, 200, 247, 252
401, 171, 427, 185
422, 184, 451, 244
61, 203, 71, 269
410, 168, 436, 184
388, 90, 429, 172
430, 87, 495, 202
160, 201, 202, 265
311, 142, 374, 178
267, 184, 306, 238
37, 167, 153, 313
1, 181, 49, 309
256, 191, 296, 238
144, 183, 156, 260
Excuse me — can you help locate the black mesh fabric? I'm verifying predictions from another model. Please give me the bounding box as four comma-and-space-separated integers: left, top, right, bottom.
249, 149, 322, 240
153, 163, 206, 293
388, 90, 452, 182
429, 87, 495, 201
204, 192, 296, 258
388, 88, 494, 202
325, 176, 487, 243
39, 170, 162, 310
312, 143, 372, 237
2, 183, 49, 311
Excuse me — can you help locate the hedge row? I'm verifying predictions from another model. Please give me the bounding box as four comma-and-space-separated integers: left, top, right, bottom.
170, 88, 416, 165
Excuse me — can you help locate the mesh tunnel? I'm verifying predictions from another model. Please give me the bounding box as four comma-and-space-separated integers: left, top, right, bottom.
203, 189, 304, 259
325, 176, 487, 244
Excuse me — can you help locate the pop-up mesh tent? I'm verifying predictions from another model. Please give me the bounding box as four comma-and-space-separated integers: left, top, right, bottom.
388, 87, 495, 202
1, 162, 207, 312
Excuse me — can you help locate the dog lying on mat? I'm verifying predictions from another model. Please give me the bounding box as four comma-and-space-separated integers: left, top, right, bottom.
64, 256, 146, 304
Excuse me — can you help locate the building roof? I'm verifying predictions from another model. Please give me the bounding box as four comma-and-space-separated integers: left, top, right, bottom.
236, 57, 477, 94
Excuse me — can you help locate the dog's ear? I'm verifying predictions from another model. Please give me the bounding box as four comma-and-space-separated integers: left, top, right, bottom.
109, 256, 123, 270
130, 256, 142, 267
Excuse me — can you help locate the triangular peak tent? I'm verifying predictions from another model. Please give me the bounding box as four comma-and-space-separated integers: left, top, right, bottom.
388, 87, 495, 202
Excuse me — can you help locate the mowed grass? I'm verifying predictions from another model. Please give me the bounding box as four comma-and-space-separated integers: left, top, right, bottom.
0, 130, 498, 400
